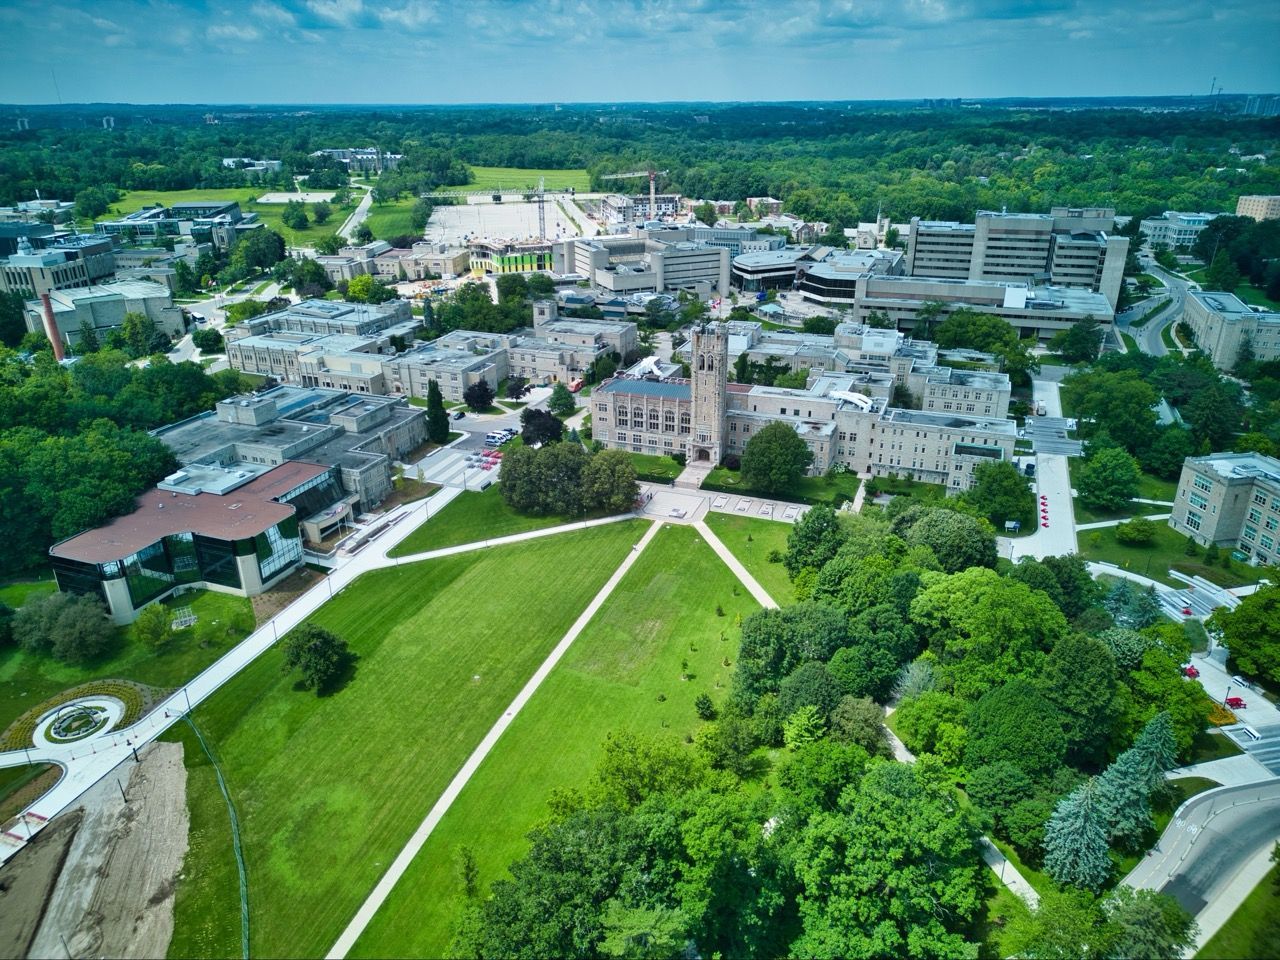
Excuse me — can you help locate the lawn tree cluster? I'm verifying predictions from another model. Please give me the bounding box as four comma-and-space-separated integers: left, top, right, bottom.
281, 623, 353, 694
12, 592, 117, 664
501, 445, 638, 517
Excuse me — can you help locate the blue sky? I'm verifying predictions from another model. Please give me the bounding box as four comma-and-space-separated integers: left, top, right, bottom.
0, 0, 1277, 104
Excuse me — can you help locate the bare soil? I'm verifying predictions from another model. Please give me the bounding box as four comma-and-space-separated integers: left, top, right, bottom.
0, 810, 81, 959
27, 741, 189, 960
250, 566, 323, 623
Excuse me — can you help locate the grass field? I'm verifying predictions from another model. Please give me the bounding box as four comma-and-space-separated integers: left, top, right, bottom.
388, 486, 604, 556
166, 522, 641, 959
0, 590, 253, 739
362, 197, 420, 240
702, 513, 795, 606
1078, 519, 1259, 588
626, 451, 684, 483
703, 467, 861, 506
443, 166, 591, 193
1197, 863, 1280, 959
1070, 463, 1178, 525
348, 523, 759, 959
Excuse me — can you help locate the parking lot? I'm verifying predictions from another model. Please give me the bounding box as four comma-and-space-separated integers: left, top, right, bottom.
424, 198, 579, 246
1021, 416, 1084, 456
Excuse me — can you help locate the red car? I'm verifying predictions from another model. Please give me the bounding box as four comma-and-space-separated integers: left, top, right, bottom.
1225, 696, 1247, 709
1182, 665, 1200, 679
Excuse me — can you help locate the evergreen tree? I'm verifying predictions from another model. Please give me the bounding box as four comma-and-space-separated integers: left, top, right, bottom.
76, 319, 100, 353
1043, 779, 1112, 891
425, 379, 449, 443
1132, 711, 1178, 790
1096, 748, 1153, 850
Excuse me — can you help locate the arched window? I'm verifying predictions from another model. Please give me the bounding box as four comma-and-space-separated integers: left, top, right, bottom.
632, 406, 644, 423
707, 356, 714, 372
648, 409, 660, 430
679, 411, 691, 435
698, 354, 705, 371
663, 410, 676, 432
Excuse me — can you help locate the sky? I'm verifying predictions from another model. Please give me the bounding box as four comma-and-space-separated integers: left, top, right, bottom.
0, 0, 1277, 105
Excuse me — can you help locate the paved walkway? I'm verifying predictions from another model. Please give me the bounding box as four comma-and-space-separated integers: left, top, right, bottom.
1076, 514, 1171, 531
1166, 754, 1272, 787
326, 519, 665, 959
695, 520, 779, 609
1003, 380, 1079, 562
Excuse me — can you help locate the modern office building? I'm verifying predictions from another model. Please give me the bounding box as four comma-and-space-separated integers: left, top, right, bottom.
0, 199, 76, 223
731, 246, 903, 292
797, 270, 1114, 341
552, 230, 731, 297
1236, 195, 1280, 222
1138, 211, 1220, 249
1169, 452, 1280, 566
49, 460, 337, 624
153, 386, 427, 517
593, 322, 1015, 490
94, 200, 257, 249
23, 279, 186, 347
906, 207, 1128, 308
468, 238, 554, 275
310, 148, 401, 173
221, 157, 283, 173
1181, 290, 1280, 370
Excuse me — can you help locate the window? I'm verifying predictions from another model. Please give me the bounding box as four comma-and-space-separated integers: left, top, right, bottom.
679, 412, 691, 435
664, 411, 675, 432
1254, 492, 1268, 506
1262, 535, 1274, 551
1243, 525, 1258, 542
1247, 506, 1260, 523
1193, 475, 1213, 493
1186, 510, 1202, 532
596, 403, 607, 412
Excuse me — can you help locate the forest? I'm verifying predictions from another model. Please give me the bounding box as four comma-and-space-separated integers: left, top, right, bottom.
3, 103, 1279, 230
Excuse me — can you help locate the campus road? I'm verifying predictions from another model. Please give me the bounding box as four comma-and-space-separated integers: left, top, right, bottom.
1006, 379, 1078, 561
1127, 260, 1199, 357
1125, 779, 1280, 955
338, 185, 374, 242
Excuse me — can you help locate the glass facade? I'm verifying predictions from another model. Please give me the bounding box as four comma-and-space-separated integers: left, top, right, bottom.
50, 556, 107, 602
256, 517, 302, 582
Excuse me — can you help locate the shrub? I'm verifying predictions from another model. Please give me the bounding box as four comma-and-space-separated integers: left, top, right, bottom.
1115, 516, 1157, 545
694, 693, 716, 720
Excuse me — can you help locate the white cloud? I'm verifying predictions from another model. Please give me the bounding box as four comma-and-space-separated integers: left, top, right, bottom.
374, 3, 437, 30
252, 2, 297, 25
305, 0, 364, 25
209, 23, 264, 41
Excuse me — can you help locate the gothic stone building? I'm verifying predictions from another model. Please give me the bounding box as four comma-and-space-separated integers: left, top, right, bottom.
593, 322, 1016, 491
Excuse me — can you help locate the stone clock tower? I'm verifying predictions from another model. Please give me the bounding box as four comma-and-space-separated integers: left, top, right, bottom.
689, 322, 728, 465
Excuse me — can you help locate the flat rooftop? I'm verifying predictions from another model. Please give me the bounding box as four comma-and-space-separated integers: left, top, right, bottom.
1192, 452, 1280, 483
50, 461, 326, 564
882, 408, 1017, 435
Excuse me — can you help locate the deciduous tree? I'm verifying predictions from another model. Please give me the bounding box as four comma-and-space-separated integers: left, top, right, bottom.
281, 623, 352, 693
740, 421, 813, 495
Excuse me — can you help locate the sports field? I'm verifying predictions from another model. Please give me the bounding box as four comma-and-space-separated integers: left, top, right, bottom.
445, 166, 590, 193
166, 522, 640, 959
348, 523, 759, 958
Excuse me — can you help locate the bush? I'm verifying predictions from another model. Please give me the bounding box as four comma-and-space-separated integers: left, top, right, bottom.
1115, 516, 1157, 545
723, 454, 741, 470
694, 693, 716, 720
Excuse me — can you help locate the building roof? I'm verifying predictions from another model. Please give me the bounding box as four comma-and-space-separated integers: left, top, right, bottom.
1190, 452, 1280, 483
49, 461, 327, 564
597, 377, 691, 400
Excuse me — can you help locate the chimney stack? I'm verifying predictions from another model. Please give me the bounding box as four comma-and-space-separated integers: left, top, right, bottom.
39, 293, 66, 362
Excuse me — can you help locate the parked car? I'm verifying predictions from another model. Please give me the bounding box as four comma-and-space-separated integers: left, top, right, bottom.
452, 410, 466, 420
1225, 696, 1248, 709
1024, 462, 1036, 478
1232, 675, 1255, 691
1182, 665, 1200, 679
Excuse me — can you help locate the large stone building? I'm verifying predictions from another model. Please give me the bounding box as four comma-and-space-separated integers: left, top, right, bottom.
23, 278, 186, 347
906, 207, 1128, 308
1169, 452, 1280, 566
1181, 290, 1280, 370
1235, 195, 1280, 222
152, 386, 426, 517
0, 234, 117, 296
1138, 211, 1219, 250
593, 322, 1015, 490
798, 270, 1114, 342
553, 231, 731, 298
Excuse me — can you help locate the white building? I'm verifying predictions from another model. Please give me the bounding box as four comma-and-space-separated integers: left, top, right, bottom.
1138, 211, 1220, 249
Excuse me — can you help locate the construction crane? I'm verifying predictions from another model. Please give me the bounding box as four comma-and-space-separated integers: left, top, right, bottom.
599, 168, 670, 221
536, 176, 546, 240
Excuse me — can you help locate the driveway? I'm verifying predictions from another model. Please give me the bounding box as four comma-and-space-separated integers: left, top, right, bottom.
1122, 262, 1199, 357
1005, 380, 1078, 561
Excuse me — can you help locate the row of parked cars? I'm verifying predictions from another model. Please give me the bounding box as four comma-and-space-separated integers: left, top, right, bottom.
484, 428, 517, 447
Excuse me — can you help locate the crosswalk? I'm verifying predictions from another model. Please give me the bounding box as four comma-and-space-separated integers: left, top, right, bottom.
1228, 723, 1280, 775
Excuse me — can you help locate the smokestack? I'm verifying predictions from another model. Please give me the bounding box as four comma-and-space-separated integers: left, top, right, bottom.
40, 293, 66, 362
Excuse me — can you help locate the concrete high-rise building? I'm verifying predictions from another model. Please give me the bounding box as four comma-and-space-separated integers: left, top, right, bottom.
690, 323, 729, 465
1236, 195, 1280, 222
906, 208, 1128, 308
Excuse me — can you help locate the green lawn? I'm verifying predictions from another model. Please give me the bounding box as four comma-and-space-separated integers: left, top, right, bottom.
1162, 322, 1179, 350
388, 486, 608, 557
0, 589, 254, 743
443, 166, 591, 193
362, 197, 420, 240
0, 575, 56, 610
1070, 462, 1180, 525
702, 513, 795, 606
1189, 728, 1244, 764
702, 467, 861, 506
864, 474, 948, 507
1078, 521, 1260, 589
348, 523, 760, 959
166, 522, 641, 960
1197, 863, 1280, 959
627, 451, 684, 483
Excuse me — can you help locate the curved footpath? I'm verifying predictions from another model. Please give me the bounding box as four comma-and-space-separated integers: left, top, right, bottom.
1125, 779, 1280, 955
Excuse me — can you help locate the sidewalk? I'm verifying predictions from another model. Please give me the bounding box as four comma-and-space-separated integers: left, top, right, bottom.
695, 520, 779, 609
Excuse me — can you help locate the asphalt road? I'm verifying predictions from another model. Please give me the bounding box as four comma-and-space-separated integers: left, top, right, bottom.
1127, 780, 1280, 921
1124, 260, 1199, 357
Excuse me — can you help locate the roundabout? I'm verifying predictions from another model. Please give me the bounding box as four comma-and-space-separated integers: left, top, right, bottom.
33, 697, 127, 748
